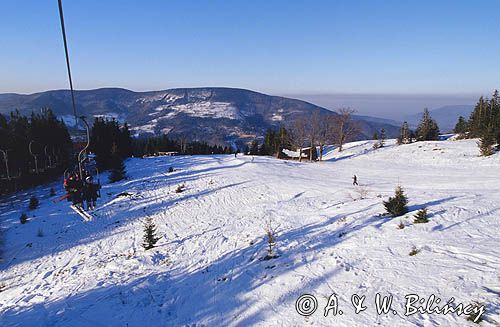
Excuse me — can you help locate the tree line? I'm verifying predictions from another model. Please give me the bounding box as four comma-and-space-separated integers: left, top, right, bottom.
132, 135, 234, 157
453, 90, 499, 156
0, 109, 72, 194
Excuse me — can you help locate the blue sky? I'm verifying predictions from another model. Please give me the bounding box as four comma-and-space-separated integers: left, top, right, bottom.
1, 0, 499, 99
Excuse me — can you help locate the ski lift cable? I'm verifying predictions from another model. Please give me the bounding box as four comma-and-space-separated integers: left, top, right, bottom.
57, 0, 78, 125
56, 3, 101, 215
57, 0, 92, 180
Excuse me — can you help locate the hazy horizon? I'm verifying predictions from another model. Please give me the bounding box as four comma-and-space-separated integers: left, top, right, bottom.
0, 86, 482, 121
285, 92, 479, 120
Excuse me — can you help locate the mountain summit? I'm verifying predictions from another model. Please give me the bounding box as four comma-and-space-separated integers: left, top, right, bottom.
0, 87, 398, 146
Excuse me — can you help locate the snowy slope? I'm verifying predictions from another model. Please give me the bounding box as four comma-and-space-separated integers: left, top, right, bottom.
0, 139, 499, 326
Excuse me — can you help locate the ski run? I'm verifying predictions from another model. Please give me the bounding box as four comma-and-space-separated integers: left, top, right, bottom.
0, 138, 499, 326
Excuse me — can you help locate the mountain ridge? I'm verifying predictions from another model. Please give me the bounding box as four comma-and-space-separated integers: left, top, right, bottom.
0, 87, 400, 146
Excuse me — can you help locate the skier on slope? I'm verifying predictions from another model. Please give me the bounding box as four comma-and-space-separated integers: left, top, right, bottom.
352, 175, 358, 186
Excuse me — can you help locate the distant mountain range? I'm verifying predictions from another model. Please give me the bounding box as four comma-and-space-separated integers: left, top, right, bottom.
404, 105, 474, 133
0, 87, 401, 147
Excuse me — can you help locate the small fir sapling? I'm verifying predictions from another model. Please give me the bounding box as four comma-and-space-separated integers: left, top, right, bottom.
20, 213, 28, 224
29, 196, 39, 210
413, 208, 429, 223
383, 186, 409, 217
142, 217, 160, 250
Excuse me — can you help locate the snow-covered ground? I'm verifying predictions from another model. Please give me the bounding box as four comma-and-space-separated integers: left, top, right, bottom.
0, 139, 499, 326
167, 101, 241, 120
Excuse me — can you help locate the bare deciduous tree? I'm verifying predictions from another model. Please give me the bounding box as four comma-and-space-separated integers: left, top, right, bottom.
288, 118, 307, 161
308, 111, 322, 161
332, 108, 360, 152
317, 115, 334, 161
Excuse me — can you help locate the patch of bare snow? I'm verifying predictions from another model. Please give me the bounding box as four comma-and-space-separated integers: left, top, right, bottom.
169, 101, 240, 119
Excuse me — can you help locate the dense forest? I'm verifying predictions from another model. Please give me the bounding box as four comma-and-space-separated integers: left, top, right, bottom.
0, 113, 235, 195
0, 109, 72, 194
89, 118, 133, 171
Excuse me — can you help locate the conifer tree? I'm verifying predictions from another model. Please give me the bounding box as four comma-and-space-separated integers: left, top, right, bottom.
90, 118, 133, 170
29, 196, 39, 210
491, 90, 500, 146
409, 130, 415, 143
453, 116, 468, 136
261, 129, 275, 156
373, 128, 385, 149
109, 143, 126, 182
465, 91, 500, 141
398, 121, 411, 145
20, 213, 28, 224
413, 208, 429, 223
416, 109, 440, 141
249, 140, 259, 155
373, 132, 380, 149
263, 216, 278, 260
478, 128, 495, 156
383, 186, 409, 217
1, 108, 72, 195
379, 128, 386, 147
119, 123, 133, 158
142, 217, 160, 250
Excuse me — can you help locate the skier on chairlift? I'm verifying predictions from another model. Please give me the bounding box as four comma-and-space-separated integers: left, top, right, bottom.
83, 176, 100, 210
73, 174, 84, 208
83, 177, 92, 210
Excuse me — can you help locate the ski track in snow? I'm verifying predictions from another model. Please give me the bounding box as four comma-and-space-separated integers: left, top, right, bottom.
0, 139, 499, 326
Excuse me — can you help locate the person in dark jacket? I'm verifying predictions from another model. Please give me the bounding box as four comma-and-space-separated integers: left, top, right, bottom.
83, 177, 93, 210
90, 182, 100, 209
72, 175, 84, 208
